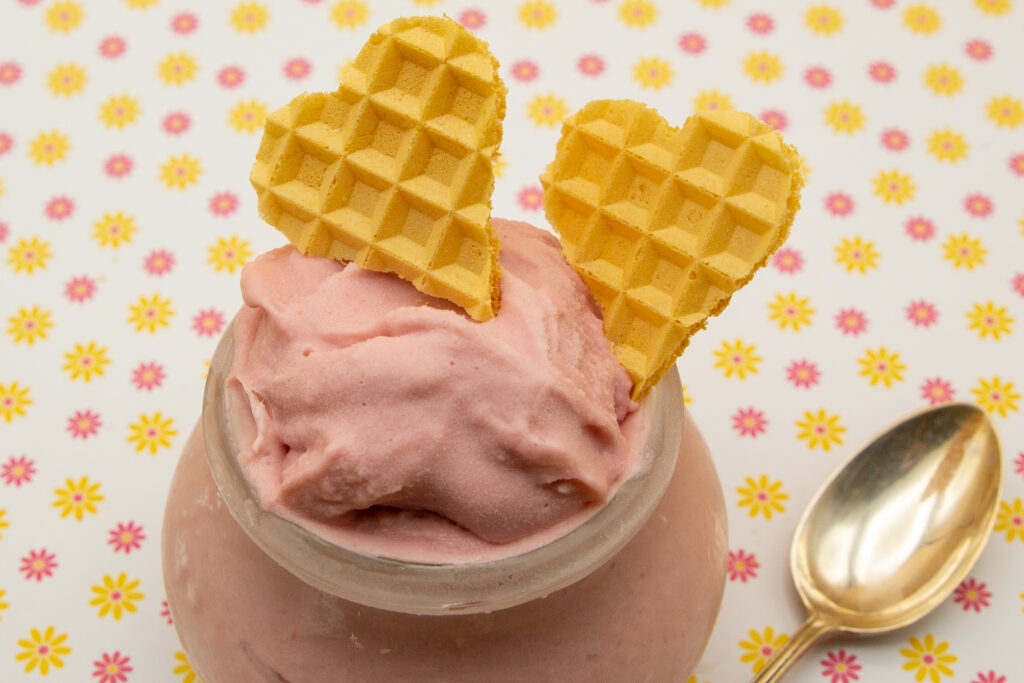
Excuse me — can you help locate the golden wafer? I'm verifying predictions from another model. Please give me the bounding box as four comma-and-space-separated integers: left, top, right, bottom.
251, 15, 506, 320
542, 100, 803, 399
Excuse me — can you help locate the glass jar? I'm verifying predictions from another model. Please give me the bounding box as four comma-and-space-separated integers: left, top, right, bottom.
162, 324, 727, 682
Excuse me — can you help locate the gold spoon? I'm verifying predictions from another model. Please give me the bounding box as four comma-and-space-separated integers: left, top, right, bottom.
752, 402, 1002, 682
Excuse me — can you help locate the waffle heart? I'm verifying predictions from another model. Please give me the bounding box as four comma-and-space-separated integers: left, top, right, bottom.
251, 15, 506, 321
542, 100, 803, 400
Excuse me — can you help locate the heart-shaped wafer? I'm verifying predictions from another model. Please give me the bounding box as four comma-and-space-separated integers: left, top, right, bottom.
251, 16, 506, 320
542, 100, 803, 399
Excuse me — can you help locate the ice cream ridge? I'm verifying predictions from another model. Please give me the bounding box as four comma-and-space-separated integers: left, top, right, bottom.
240, 14, 803, 562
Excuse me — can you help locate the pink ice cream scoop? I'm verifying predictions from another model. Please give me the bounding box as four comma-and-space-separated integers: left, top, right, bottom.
227, 218, 644, 562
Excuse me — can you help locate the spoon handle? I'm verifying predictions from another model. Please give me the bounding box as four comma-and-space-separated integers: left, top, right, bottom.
750, 615, 834, 683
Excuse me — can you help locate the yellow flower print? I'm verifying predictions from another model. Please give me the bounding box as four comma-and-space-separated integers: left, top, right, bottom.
972, 376, 1020, 417
680, 384, 693, 404
858, 347, 906, 387
45, 1, 84, 32
767, 292, 814, 331
739, 626, 789, 673
993, 499, 1024, 543
127, 412, 178, 454
824, 101, 865, 134
0, 382, 32, 422
15, 626, 71, 675
173, 651, 199, 682
99, 95, 141, 129
128, 294, 175, 333
46, 63, 87, 97
0, 508, 7, 538
986, 95, 1023, 129
796, 409, 846, 451
941, 233, 987, 270
526, 93, 568, 127
805, 5, 843, 35
208, 236, 253, 273
7, 237, 53, 274
872, 169, 916, 205
737, 475, 788, 519
519, 1, 557, 29
633, 57, 674, 89
694, 0, 730, 7
903, 4, 942, 34
742, 51, 783, 84
7, 306, 54, 345
618, 0, 657, 27
923, 64, 964, 96
975, 0, 1011, 15
0, 587, 8, 619
63, 341, 111, 381
230, 2, 270, 33
834, 236, 880, 273
493, 156, 507, 178
926, 129, 968, 163
228, 100, 268, 133
331, 0, 369, 28
123, 0, 159, 7
28, 131, 70, 166
692, 90, 734, 112
93, 211, 138, 248
90, 573, 144, 619
53, 476, 104, 520
966, 301, 1013, 340
713, 339, 761, 379
159, 154, 202, 189
900, 634, 956, 682
158, 52, 199, 86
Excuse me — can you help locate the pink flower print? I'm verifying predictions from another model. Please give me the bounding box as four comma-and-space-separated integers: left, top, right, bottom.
971, 673, 1006, 683
171, 12, 199, 35
1012, 273, 1024, 297
867, 61, 896, 83
821, 649, 862, 683
1013, 451, 1024, 479
881, 128, 909, 151
1008, 154, 1024, 177
517, 186, 544, 211
678, 33, 707, 55
217, 65, 245, 88
732, 408, 767, 437
284, 58, 311, 80
162, 112, 191, 135
161, 599, 173, 624
45, 195, 75, 221
0, 131, 12, 155
192, 308, 226, 337
65, 275, 97, 303
67, 410, 102, 439
804, 66, 832, 89
760, 109, 787, 132
824, 192, 854, 217
20, 548, 57, 581
104, 154, 134, 178
0, 61, 23, 85
786, 359, 821, 388
577, 54, 606, 77
99, 36, 127, 59
966, 40, 993, 61
904, 216, 935, 242
458, 8, 486, 30
0, 221, 8, 242
727, 549, 759, 582
835, 308, 868, 336
209, 191, 239, 216
905, 300, 938, 328
108, 521, 146, 554
93, 651, 133, 683
2, 455, 36, 486
747, 13, 774, 34
19, 0, 44, 5
920, 377, 955, 405
964, 193, 993, 217
952, 577, 991, 612
509, 60, 539, 82
131, 362, 166, 391
144, 249, 176, 276
772, 247, 803, 274
870, 0, 895, 7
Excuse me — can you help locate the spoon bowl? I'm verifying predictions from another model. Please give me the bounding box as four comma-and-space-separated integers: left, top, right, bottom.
753, 403, 1002, 682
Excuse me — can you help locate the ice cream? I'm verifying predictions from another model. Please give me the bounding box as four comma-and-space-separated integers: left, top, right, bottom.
227, 218, 646, 563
